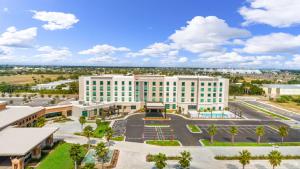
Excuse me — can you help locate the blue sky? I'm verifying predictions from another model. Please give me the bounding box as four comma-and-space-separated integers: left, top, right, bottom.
1, 0, 300, 69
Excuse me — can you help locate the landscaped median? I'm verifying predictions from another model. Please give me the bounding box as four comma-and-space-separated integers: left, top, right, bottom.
74, 121, 110, 138
186, 124, 202, 133
144, 124, 170, 127
200, 139, 300, 146
241, 102, 290, 120
145, 140, 181, 146
111, 135, 125, 141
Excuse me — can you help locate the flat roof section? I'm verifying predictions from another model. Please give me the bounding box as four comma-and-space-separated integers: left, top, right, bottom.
146, 102, 165, 109
263, 84, 300, 89
0, 106, 44, 130
0, 127, 58, 156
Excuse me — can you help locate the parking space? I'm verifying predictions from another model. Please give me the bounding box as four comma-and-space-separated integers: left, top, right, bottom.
143, 126, 176, 140
199, 125, 282, 142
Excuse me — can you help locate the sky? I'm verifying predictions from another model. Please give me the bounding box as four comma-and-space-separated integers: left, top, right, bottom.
0, 0, 300, 69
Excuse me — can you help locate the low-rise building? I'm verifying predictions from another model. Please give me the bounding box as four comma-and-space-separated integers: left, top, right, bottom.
31, 79, 76, 90
262, 84, 300, 98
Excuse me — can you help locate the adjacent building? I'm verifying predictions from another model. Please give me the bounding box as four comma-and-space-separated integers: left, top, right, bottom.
78, 75, 229, 116
262, 84, 300, 98
31, 79, 76, 90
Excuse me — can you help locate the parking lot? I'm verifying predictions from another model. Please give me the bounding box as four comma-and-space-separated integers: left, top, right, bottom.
199, 125, 291, 143
143, 126, 176, 140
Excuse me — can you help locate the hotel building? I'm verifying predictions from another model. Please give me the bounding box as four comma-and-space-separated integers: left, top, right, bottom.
78, 75, 229, 116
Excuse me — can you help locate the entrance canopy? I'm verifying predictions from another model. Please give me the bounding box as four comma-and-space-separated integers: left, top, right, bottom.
145, 102, 166, 118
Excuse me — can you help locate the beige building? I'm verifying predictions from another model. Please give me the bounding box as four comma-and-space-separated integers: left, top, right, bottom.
262, 84, 300, 98
78, 75, 229, 116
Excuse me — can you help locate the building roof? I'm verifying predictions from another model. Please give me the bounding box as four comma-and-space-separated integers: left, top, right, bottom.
0, 106, 44, 130
0, 127, 58, 156
146, 102, 165, 109
263, 84, 300, 89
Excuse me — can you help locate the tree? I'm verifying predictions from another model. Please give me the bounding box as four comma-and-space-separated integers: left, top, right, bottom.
268, 150, 282, 169
96, 119, 102, 127
95, 142, 108, 169
178, 151, 192, 169
82, 163, 95, 169
208, 124, 217, 143
229, 126, 238, 143
256, 126, 265, 144
278, 126, 288, 143
69, 144, 83, 169
239, 149, 251, 169
105, 127, 114, 146
154, 153, 167, 169
83, 125, 94, 149
79, 116, 86, 130
35, 116, 46, 127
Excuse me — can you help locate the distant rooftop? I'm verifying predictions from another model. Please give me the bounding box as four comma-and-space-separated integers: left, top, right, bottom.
0, 127, 58, 156
0, 106, 44, 130
263, 84, 300, 89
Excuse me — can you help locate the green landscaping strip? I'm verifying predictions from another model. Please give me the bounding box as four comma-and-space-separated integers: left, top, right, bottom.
201, 139, 300, 146
144, 124, 170, 127
36, 143, 87, 169
146, 140, 181, 146
187, 124, 202, 133
242, 102, 290, 120
93, 121, 110, 138
215, 155, 300, 160
111, 136, 125, 141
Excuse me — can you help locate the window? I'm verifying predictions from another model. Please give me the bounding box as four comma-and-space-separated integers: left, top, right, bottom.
131, 105, 136, 110
166, 87, 170, 91
152, 92, 156, 97
107, 81, 111, 85
100, 92, 103, 96
200, 99, 204, 103
129, 86, 132, 91
181, 93, 185, 97
93, 92, 96, 96
201, 82, 205, 86
160, 82, 163, 86
208, 93, 211, 97
93, 86, 96, 90
167, 82, 170, 86
100, 86, 103, 91
173, 98, 176, 102
220, 88, 223, 92
86, 81, 89, 85
182, 82, 185, 86
172, 104, 176, 109
166, 98, 169, 102
208, 82, 211, 86
201, 93, 204, 97
129, 92, 132, 96
100, 81, 103, 85
129, 81, 132, 85
213, 82, 217, 86
166, 92, 169, 96
207, 99, 211, 102
191, 98, 195, 102
115, 81, 118, 85
173, 82, 176, 86
165, 104, 170, 109
122, 97, 125, 101
181, 98, 185, 102
191, 93, 194, 97
219, 93, 222, 97
114, 92, 118, 96
219, 98, 222, 102
173, 93, 176, 97
122, 81, 125, 85
220, 82, 223, 86
191, 87, 195, 92
208, 88, 211, 92
159, 87, 163, 91
107, 92, 111, 96
213, 98, 216, 103
129, 97, 132, 102
159, 93, 163, 97
213, 93, 216, 97
115, 97, 118, 101
122, 86, 125, 91
114, 86, 118, 90
201, 88, 204, 92
152, 87, 156, 91
122, 92, 125, 96
191, 82, 195, 86
173, 87, 176, 91
159, 98, 163, 102
152, 82, 156, 86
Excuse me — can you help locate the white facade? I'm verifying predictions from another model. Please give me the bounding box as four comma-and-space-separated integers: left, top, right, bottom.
263, 84, 300, 98
31, 79, 76, 90
79, 75, 229, 114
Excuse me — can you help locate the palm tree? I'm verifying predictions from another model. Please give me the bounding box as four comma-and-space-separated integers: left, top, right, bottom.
83, 125, 94, 149
105, 127, 114, 146
154, 153, 167, 169
268, 150, 282, 169
79, 116, 86, 130
69, 144, 83, 169
229, 126, 238, 143
256, 126, 265, 144
208, 124, 217, 143
278, 126, 289, 143
178, 151, 192, 169
82, 163, 95, 169
95, 142, 109, 169
239, 149, 251, 169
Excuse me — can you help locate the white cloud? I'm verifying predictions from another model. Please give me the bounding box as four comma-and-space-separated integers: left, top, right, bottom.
0, 26, 37, 47
178, 57, 188, 63
128, 42, 176, 57
194, 52, 285, 68
285, 55, 300, 67
87, 55, 117, 63
239, 0, 300, 27
169, 16, 250, 53
3, 8, 8, 12
35, 46, 71, 62
79, 44, 130, 55
239, 33, 300, 54
31, 10, 79, 30
143, 58, 150, 62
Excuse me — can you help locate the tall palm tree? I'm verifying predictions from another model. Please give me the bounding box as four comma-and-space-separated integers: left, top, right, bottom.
278, 126, 289, 143
229, 126, 238, 143
105, 127, 114, 146
239, 149, 251, 169
178, 151, 192, 169
83, 125, 94, 149
208, 124, 217, 143
256, 126, 265, 144
95, 142, 108, 169
79, 116, 86, 130
268, 150, 282, 169
69, 144, 83, 169
154, 153, 167, 169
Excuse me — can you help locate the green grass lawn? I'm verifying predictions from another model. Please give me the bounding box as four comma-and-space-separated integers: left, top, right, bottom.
145, 140, 181, 146
201, 139, 300, 146
242, 102, 290, 120
36, 143, 87, 169
111, 136, 125, 141
93, 122, 110, 138
187, 124, 202, 133
144, 124, 170, 127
